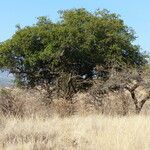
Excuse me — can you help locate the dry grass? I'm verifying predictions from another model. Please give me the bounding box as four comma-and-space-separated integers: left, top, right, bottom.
0, 115, 150, 150
1, 86, 150, 117
0, 87, 150, 149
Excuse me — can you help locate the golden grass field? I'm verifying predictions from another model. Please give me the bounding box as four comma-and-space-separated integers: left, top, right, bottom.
0, 86, 150, 150
0, 115, 150, 150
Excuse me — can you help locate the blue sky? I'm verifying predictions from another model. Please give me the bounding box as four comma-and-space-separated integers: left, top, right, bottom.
0, 0, 150, 52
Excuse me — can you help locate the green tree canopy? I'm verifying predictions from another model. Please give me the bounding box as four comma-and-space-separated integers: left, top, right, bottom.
0, 8, 147, 88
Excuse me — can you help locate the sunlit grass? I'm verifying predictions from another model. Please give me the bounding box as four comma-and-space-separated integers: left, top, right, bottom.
0, 115, 150, 150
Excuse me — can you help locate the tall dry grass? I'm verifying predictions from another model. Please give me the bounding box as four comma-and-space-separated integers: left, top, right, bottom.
0, 115, 150, 150
1, 86, 150, 117
0, 87, 150, 149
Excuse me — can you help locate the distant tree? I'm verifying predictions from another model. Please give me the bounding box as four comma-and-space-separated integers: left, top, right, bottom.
0, 9, 147, 97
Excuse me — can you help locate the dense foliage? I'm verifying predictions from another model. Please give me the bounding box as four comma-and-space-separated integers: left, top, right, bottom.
0, 9, 147, 90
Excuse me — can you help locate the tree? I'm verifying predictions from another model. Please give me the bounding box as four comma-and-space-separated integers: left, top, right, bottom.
90, 68, 150, 115
0, 9, 147, 97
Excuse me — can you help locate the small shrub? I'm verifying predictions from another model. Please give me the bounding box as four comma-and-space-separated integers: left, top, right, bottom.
0, 88, 24, 117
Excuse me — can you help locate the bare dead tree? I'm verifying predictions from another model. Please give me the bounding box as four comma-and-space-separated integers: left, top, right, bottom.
125, 83, 150, 114
89, 67, 150, 115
